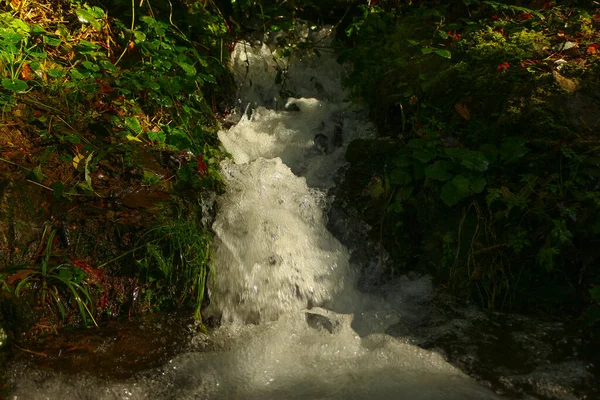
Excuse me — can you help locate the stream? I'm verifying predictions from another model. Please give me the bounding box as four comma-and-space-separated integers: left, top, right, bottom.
7, 28, 596, 399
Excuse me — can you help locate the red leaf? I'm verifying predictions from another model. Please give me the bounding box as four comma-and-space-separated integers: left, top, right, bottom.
196, 155, 208, 179
19, 64, 35, 81
497, 62, 510, 71
71, 259, 105, 281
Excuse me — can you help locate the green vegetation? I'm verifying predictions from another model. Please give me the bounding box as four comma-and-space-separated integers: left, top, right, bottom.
340, 1, 600, 321
0, 0, 598, 344
0, 0, 231, 336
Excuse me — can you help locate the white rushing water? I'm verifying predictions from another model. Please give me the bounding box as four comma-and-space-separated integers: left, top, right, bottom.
8, 29, 500, 399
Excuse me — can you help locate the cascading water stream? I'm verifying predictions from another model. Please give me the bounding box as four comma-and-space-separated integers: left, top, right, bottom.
7, 31, 501, 399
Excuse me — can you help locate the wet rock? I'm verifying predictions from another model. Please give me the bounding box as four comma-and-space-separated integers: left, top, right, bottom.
385, 297, 598, 399
305, 312, 340, 334
14, 313, 194, 379
0, 179, 49, 267
0, 292, 36, 344
565, 92, 600, 131
285, 103, 301, 112
333, 125, 343, 148
314, 133, 329, 154
345, 138, 398, 164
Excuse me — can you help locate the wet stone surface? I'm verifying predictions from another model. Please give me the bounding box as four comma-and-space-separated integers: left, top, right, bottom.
9, 313, 195, 379
385, 295, 599, 399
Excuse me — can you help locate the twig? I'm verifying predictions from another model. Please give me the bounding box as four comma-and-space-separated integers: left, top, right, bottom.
472, 243, 507, 256
12, 342, 48, 358
0, 157, 32, 172
115, 0, 135, 66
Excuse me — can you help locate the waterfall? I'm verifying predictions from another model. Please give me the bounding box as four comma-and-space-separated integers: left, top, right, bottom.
7, 32, 499, 400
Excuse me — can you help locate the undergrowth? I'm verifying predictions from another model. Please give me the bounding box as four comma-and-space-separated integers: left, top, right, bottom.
340, 0, 600, 322
0, 0, 231, 333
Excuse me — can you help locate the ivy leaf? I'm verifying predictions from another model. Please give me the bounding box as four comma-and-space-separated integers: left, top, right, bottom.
446, 148, 489, 172
125, 116, 142, 135
44, 36, 62, 46
31, 165, 45, 183
389, 169, 412, 185
441, 174, 470, 206
51, 181, 64, 200
538, 246, 559, 271
394, 155, 412, 167
2, 78, 28, 92
434, 49, 452, 59
147, 130, 167, 143
76, 7, 101, 30
134, 30, 147, 43
198, 73, 217, 84
176, 61, 196, 76
500, 137, 528, 163
425, 160, 453, 181
413, 149, 436, 163
470, 177, 487, 194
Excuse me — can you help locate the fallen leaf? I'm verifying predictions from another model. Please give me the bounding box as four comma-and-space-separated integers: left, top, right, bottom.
20, 64, 35, 81
455, 103, 471, 120
72, 152, 85, 169
552, 70, 578, 93
7, 268, 37, 285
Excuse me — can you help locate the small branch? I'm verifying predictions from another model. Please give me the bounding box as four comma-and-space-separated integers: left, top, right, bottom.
472, 244, 508, 256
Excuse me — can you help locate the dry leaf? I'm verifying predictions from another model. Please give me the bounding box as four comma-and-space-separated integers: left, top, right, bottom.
455, 103, 471, 120
552, 70, 578, 93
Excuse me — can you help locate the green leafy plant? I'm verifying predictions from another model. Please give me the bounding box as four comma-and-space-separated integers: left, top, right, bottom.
135, 217, 213, 320
340, 0, 600, 316
12, 228, 98, 327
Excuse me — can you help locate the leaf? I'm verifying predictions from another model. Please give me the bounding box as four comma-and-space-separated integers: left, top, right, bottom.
126, 134, 143, 142
441, 174, 470, 206
538, 246, 559, 271
394, 155, 412, 167
84, 152, 94, 187
389, 169, 412, 185
470, 177, 487, 194
198, 73, 217, 84
76, 7, 101, 29
125, 116, 142, 135
48, 68, 66, 79
81, 61, 100, 72
147, 130, 166, 143
552, 70, 578, 93
134, 30, 147, 43
445, 148, 489, 172
413, 149, 437, 163
434, 49, 452, 59
32, 165, 44, 183
44, 36, 62, 46
455, 103, 470, 120
72, 152, 84, 170
2, 78, 28, 92
51, 181, 64, 199
176, 61, 196, 76
500, 137, 528, 163
425, 160, 453, 181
